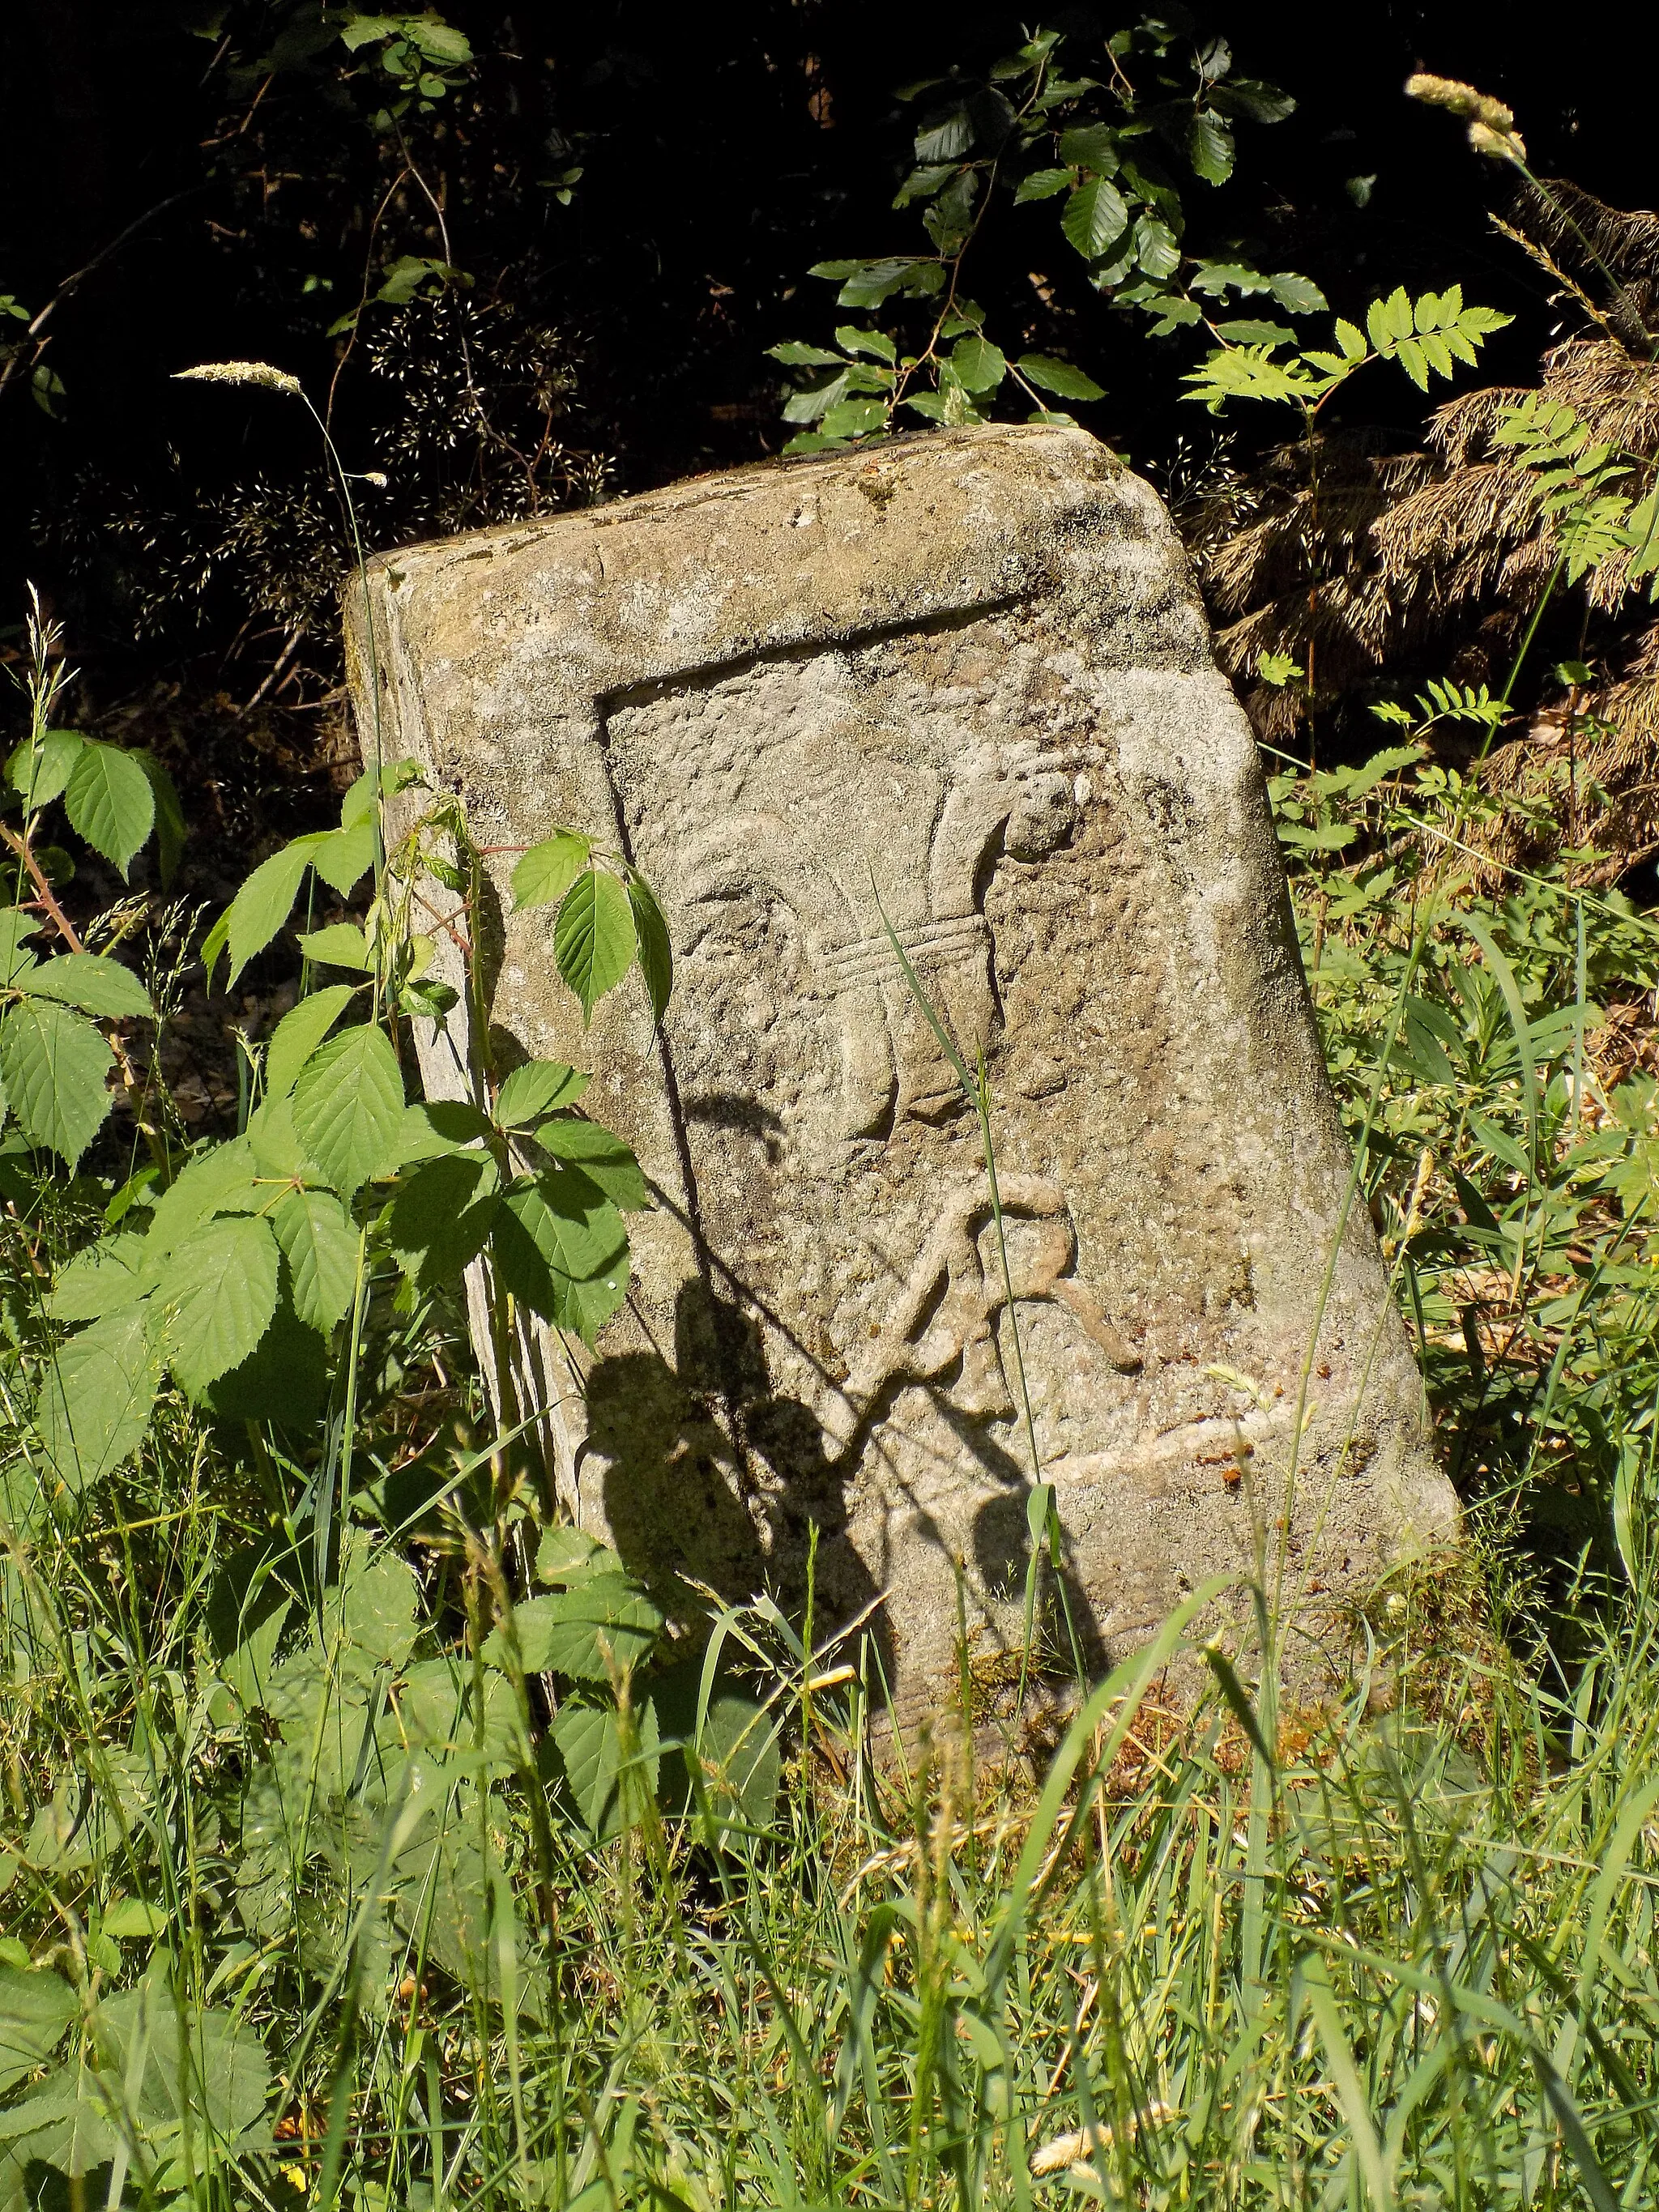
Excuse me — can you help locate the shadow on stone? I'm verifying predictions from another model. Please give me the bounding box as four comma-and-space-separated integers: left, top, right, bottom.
586, 1281, 894, 1688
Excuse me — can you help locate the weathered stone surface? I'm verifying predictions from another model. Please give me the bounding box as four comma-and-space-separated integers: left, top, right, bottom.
349, 423, 1456, 1720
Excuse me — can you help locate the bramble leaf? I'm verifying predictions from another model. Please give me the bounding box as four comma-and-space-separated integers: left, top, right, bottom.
493, 1059, 590, 1127
33, 1306, 160, 1494
0, 1965, 77, 2095
292, 1023, 404, 1194
18, 953, 151, 1021
143, 1137, 264, 1255
263, 983, 357, 1100
296, 923, 372, 970
553, 868, 637, 1022
274, 1187, 360, 1332
312, 818, 376, 897
45, 1232, 147, 1323
137, 753, 188, 886
535, 1120, 649, 1211
551, 1696, 661, 1842
488, 1578, 663, 1681
513, 833, 591, 910
389, 1150, 501, 1285
625, 875, 672, 1021
6, 730, 84, 813
0, 999, 113, 1165
217, 836, 326, 987
63, 743, 154, 877
158, 1215, 281, 1398
492, 1173, 630, 1340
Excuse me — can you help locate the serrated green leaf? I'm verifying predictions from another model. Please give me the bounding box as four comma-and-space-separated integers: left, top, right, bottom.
388, 1149, 501, 1285
34, 1306, 160, 1494
245, 1091, 313, 1181
103, 1899, 168, 1940
553, 868, 637, 1023
1218, 319, 1294, 346
296, 923, 372, 970
766, 340, 844, 366
202, 1299, 329, 1426
0, 1967, 77, 2095
1367, 286, 1413, 352
552, 1697, 661, 1841
387, 1096, 494, 1165
1013, 166, 1074, 202
6, 730, 84, 813
783, 370, 849, 424
535, 1120, 648, 1210
1134, 213, 1181, 281
94, 1979, 272, 2149
1188, 108, 1234, 183
1057, 124, 1119, 174
1396, 336, 1430, 390
656, 1670, 783, 1841
492, 1576, 663, 1681
834, 325, 896, 362
292, 1023, 405, 1194
513, 832, 591, 910
274, 1187, 360, 1332
914, 104, 972, 162
950, 335, 1006, 392
0, 998, 113, 1165
494, 1059, 591, 1127
0, 910, 41, 987
1334, 317, 1368, 360
536, 1526, 608, 1583
1017, 353, 1104, 401
143, 1136, 265, 1256
62, 742, 155, 877
326, 1540, 420, 1667
492, 1174, 630, 1340
1062, 175, 1128, 259
220, 837, 324, 989
264, 983, 357, 1100
45, 1232, 147, 1323
158, 1214, 280, 1399
1267, 271, 1328, 313
820, 395, 889, 437
312, 817, 376, 897
625, 875, 672, 1021
17, 952, 151, 1020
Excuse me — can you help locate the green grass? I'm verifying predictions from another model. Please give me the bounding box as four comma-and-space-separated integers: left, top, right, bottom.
4, 1397, 1659, 2210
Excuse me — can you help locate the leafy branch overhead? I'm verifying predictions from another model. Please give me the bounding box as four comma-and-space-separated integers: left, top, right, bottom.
770, 18, 1320, 452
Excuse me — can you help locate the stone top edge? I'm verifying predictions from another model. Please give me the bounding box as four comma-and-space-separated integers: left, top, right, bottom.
355, 421, 1119, 584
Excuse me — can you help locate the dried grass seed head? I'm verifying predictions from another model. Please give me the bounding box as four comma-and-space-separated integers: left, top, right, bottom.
173, 361, 304, 398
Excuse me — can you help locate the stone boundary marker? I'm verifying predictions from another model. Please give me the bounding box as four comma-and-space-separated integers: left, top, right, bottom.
348, 423, 1456, 1729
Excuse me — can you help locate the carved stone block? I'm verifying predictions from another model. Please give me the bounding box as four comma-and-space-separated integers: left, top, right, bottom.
349, 424, 1456, 1720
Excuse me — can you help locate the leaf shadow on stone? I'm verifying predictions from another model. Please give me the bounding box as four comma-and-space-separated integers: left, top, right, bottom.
683, 1091, 784, 1166
585, 1282, 890, 1683
586, 1280, 1110, 1700
969, 1482, 1111, 1680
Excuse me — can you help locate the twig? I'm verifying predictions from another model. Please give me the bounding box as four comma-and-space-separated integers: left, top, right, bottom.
2, 825, 84, 953
0, 194, 194, 403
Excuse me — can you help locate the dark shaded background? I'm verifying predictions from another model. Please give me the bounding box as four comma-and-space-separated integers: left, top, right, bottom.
1, 0, 1653, 721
